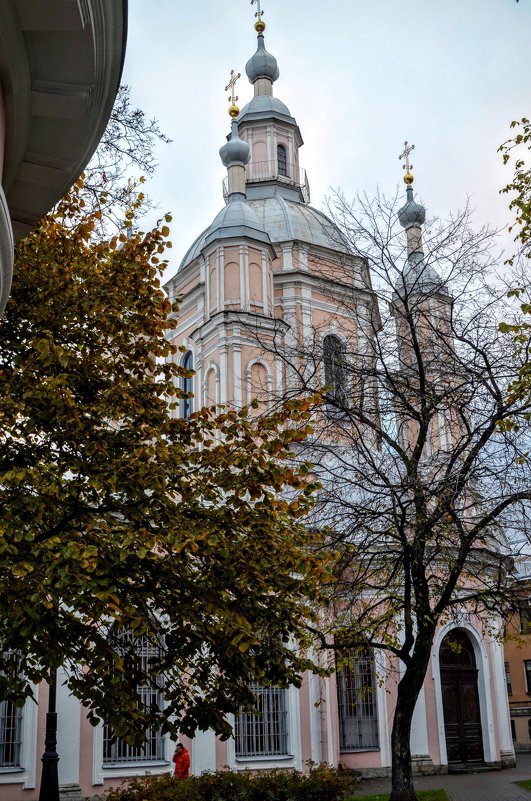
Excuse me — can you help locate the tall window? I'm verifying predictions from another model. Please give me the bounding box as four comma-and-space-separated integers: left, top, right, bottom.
505, 662, 512, 696
525, 660, 531, 694
323, 334, 348, 415
235, 685, 288, 758
520, 603, 531, 634
181, 350, 194, 419
0, 701, 22, 769
336, 648, 379, 751
277, 144, 288, 177
103, 632, 165, 766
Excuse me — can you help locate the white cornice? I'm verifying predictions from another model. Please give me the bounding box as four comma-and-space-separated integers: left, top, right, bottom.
0, 0, 127, 239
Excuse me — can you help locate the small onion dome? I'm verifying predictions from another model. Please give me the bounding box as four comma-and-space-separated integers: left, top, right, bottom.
246, 33, 280, 84
398, 185, 426, 229
219, 120, 251, 167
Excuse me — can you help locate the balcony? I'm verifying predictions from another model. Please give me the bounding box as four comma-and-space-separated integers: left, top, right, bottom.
223, 160, 311, 205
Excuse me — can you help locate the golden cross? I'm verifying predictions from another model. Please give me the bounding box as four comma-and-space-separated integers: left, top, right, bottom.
225, 69, 241, 106
399, 140, 415, 173
251, 0, 264, 21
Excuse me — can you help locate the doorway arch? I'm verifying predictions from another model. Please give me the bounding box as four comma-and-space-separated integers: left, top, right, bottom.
439, 629, 484, 770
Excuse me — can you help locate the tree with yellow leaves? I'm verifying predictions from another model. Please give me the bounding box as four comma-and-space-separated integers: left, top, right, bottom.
0, 182, 325, 743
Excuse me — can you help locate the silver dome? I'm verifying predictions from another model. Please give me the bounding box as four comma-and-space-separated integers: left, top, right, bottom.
179, 196, 351, 272
245, 33, 280, 84
398, 186, 426, 229
220, 121, 251, 167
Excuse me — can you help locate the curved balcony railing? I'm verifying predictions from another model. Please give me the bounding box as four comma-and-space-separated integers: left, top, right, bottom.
223, 160, 311, 205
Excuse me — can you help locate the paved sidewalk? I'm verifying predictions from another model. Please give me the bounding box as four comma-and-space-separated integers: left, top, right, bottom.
351, 753, 531, 800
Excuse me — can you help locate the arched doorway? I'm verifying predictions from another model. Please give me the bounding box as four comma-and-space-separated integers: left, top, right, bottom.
440, 629, 484, 771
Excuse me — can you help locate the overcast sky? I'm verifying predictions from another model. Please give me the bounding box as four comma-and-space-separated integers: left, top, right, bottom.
122, 0, 531, 281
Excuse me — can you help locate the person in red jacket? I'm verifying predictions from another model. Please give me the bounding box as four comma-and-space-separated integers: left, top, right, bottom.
172, 743, 190, 779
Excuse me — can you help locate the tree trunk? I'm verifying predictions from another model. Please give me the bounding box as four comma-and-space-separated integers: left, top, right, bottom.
389, 641, 433, 801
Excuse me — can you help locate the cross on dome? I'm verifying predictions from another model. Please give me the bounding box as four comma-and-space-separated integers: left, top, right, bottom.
225, 69, 241, 117
251, 0, 264, 21
399, 140, 415, 185
251, 0, 266, 32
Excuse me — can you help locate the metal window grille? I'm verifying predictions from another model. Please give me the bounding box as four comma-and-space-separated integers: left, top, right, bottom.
323, 334, 348, 415
520, 604, 531, 634
103, 633, 165, 765
277, 145, 288, 177
336, 649, 379, 751
505, 662, 512, 696
525, 660, 531, 694
0, 700, 23, 769
235, 686, 288, 757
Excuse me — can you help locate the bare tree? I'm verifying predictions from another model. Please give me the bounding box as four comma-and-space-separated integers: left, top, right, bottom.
249, 187, 531, 801
80, 84, 171, 230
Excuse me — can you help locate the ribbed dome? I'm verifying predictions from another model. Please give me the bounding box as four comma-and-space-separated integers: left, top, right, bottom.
398, 186, 426, 229
179, 200, 272, 270
179, 196, 351, 272
245, 33, 280, 84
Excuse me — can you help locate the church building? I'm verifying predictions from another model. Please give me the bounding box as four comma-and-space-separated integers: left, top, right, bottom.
163, 7, 515, 781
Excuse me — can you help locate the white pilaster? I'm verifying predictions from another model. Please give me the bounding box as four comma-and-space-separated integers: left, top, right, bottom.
490, 634, 516, 762
409, 686, 430, 758
56, 669, 81, 786
218, 247, 225, 310
219, 346, 228, 404
261, 251, 268, 310
282, 245, 293, 271
191, 730, 216, 775
243, 245, 250, 311
233, 336, 242, 407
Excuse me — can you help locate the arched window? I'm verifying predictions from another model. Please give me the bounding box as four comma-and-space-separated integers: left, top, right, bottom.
323, 334, 348, 415
277, 144, 288, 177
181, 350, 194, 419
336, 648, 379, 751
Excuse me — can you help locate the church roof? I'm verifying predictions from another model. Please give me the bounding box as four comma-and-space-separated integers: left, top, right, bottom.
178, 196, 351, 272
238, 95, 295, 126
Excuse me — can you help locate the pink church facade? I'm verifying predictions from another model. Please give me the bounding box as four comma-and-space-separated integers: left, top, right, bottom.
162, 12, 516, 784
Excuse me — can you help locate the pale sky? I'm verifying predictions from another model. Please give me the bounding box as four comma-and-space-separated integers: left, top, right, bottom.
122, 0, 531, 280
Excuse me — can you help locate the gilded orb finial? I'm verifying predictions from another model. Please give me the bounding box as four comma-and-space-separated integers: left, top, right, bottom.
251, 0, 266, 31
399, 140, 415, 184
225, 69, 241, 118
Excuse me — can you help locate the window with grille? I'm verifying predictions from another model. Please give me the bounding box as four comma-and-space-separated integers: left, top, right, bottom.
505, 662, 512, 696
235, 686, 288, 758
277, 145, 288, 177
181, 351, 194, 419
336, 648, 379, 751
0, 700, 23, 769
323, 334, 349, 416
103, 632, 165, 766
519, 603, 531, 634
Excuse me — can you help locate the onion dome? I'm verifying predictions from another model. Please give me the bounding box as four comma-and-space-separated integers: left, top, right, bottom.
246, 33, 279, 85
398, 185, 426, 229
219, 120, 251, 168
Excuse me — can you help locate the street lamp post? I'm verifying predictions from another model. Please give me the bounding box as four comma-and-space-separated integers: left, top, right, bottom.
38, 669, 59, 801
